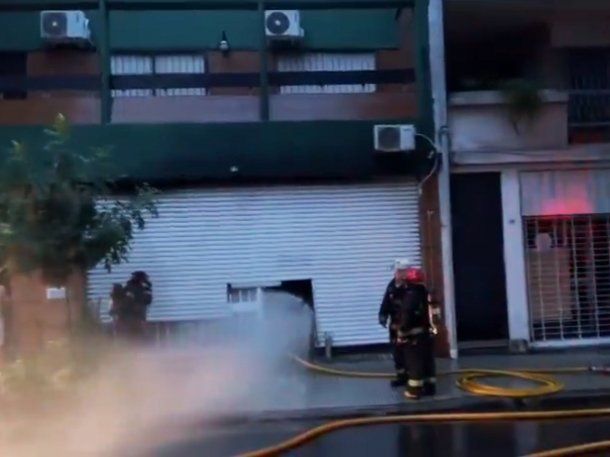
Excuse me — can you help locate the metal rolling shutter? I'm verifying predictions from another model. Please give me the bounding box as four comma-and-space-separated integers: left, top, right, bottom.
88, 181, 421, 347
278, 52, 376, 94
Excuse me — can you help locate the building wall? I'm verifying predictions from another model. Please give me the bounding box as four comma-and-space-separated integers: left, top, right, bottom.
376, 8, 418, 112
2, 48, 417, 125
455, 164, 610, 349
500, 170, 530, 344
0, 8, 418, 125
448, 91, 569, 154
0, 9, 400, 52
551, 13, 610, 49
446, 5, 610, 91
445, 2, 610, 351
207, 51, 268, 96
0, 5, 434, 354
0, 49, 101, 125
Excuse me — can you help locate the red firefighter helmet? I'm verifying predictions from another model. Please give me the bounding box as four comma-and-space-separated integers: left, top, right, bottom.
405, 267, 425, 283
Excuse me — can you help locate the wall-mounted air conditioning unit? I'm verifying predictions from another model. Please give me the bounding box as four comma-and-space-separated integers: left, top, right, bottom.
374, 124, 416, 152
265, 10, 304, 41
40, 10, 91, 44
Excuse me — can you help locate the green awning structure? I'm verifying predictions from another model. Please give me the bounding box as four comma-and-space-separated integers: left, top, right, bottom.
0, 121, 431, 184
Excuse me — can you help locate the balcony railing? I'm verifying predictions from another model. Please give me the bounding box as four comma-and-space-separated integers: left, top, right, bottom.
567, 49, 610, 144
569, 90, 610, 144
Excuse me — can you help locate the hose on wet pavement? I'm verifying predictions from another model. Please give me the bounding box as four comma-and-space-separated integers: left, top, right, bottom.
234, 357, 609, 456
526, 439, 610, 457
291, 355, 591, 398
237, 407, 610, 457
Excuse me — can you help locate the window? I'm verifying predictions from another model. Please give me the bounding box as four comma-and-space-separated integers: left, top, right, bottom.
110, 54, 206, 98
569, 49, 610, 129
524, 214, 610, 342
0, 52, 27, 100
227, 285, 262, 318
277, 52, 376, 94
227, 286, 258, 304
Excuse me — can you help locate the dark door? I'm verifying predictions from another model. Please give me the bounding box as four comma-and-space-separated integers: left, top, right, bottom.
451, 173, 509, 342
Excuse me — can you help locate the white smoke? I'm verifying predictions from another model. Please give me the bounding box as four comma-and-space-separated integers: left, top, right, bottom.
0, 290, 314, 456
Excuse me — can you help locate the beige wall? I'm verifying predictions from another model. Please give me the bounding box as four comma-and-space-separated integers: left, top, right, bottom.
449, 91, 569, 153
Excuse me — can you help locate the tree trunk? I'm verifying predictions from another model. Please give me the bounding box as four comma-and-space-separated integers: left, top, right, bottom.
7, 270, 86, 356
0, 285, 6, 366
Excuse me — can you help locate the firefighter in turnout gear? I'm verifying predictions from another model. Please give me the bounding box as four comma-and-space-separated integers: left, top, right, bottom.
110, 271, 153, 341
395, 265, 439, 399
379, 259, 414, 388
125, 271, 153, 323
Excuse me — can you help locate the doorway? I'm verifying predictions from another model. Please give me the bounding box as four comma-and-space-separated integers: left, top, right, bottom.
451, 173, 509, 346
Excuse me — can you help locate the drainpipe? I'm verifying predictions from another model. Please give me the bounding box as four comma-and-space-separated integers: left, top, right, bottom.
428, 0, 458, 359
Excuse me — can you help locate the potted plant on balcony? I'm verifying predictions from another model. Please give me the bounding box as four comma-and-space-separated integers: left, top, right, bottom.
500, 78, 544, 133
0, 114, 158, 357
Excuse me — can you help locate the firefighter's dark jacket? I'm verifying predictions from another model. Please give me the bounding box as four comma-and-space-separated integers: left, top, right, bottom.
379, 280, 431, 335
124, 279, 153, 320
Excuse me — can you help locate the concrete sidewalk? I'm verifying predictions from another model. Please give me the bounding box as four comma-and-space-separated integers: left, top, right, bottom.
211, 348, 610, 423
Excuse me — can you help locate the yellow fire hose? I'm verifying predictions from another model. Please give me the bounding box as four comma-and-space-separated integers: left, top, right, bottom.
237, 408, 610, 457
292, 355, 590, 398
234, 357, 610, 457
527, 440, 610, 457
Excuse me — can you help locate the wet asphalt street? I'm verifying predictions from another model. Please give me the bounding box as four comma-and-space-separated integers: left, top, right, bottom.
148, 416, 610, 457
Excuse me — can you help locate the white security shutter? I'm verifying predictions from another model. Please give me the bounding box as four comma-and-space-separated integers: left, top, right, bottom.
154, 54, 206, 96
88, 181, 420, 347
278, 53, 376, 94
110, 55, 153, 98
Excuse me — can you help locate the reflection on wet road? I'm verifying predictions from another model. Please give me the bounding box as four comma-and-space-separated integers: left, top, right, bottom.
150, 417, 610, 457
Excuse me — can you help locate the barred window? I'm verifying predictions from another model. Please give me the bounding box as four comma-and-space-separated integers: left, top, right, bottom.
524, 214, 610, 342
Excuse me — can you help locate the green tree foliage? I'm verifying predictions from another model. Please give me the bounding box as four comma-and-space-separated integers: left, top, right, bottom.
0, 115, 158, 285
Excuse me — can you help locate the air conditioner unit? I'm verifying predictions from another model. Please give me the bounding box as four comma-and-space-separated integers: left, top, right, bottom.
40, 10, 91, 44
265, 10, 304, 41
374, 124, 416, 152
